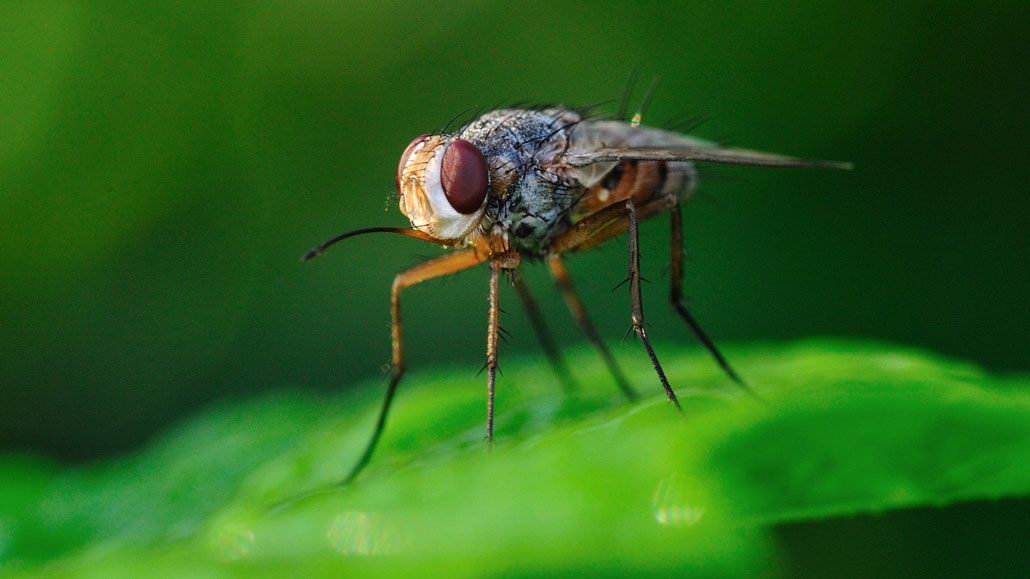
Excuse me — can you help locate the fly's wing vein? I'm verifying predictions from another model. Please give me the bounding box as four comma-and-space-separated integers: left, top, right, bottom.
563, 147, 852, 170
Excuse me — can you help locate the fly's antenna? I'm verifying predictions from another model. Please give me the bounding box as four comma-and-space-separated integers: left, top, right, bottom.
631, 76, 661, 127
302, 227, 446, 261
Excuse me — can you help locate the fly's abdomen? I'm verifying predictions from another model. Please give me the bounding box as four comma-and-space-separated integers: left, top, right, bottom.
572, 158, 694, 221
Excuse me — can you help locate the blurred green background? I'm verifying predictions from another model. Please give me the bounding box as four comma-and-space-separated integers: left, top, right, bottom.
1, 0, 1026, 463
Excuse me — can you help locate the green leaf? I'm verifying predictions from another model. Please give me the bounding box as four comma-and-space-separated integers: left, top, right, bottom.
3, 339, 1029, 576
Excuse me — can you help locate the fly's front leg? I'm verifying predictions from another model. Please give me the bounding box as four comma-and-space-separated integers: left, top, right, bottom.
343, 248, 488, 484
486, 251, 521, 447
548, 199, 682, 411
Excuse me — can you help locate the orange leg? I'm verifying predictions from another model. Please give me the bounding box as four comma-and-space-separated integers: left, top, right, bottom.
485, 251, 521, 446
547, 257, 636, 400
344, 247, 489, 484
552, 195, 676, 253
549, 200, 682, 411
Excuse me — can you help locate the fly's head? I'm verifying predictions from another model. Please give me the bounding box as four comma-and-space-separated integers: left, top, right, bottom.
396, 134, 490, 245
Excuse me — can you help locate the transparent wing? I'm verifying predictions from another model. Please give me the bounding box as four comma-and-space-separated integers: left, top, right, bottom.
563, 146, 852, 170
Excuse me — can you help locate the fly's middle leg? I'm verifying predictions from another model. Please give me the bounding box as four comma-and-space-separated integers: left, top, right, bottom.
547, 256, 636, 400
514, 275, 578, 394
625, 201, 682, 412
547, 199, 681, 411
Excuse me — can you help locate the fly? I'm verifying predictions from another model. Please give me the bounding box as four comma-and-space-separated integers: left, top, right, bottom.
305, 99, 851, 484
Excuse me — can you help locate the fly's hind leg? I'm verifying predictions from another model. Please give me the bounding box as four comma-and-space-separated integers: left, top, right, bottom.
669, 203, 758, 400
548, 198, 682, 411
343, 248, 488, 485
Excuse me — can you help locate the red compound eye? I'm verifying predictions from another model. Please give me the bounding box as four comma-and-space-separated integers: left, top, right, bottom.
440, 139, 488, 214
396, 134, 430, 193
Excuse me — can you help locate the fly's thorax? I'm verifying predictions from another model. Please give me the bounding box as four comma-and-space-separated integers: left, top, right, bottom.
453, 108, 586, 256
457, 108, 581, 160
396, 136, 490, 244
